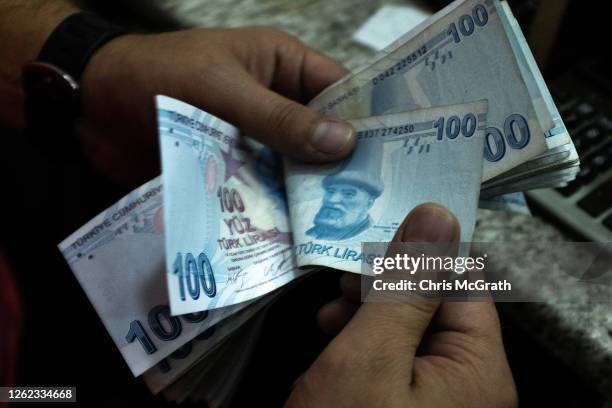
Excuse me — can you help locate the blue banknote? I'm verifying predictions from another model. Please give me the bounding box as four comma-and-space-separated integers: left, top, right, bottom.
309, 0, 572, 184
159, 96, 488, 301
143, 291, 276, 395
285, 100, 488, 272
58, 177, 250, 376
157, 96, 307, 315
479, 192, 530, 215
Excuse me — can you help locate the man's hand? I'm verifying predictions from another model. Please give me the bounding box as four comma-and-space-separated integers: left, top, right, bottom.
78, 27, 356, 184
1, 1, 356, 185
286, 203, 518, 408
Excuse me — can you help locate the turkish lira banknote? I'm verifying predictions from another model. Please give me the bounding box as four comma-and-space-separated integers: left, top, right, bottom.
479, 192, 530, 215
143, 291, 275, 395
285, 100, 487, 272
159, 95, 487, 289
308, 0, 573, 185
58, 177, 250, 376
161, 310, 267, 406
157, 96, 307, 316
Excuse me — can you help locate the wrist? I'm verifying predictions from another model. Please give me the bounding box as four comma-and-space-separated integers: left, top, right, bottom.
80, 33, 140, 97
0, 2, 77, 128
79, 33, 148, 122
22, 11, 129, 142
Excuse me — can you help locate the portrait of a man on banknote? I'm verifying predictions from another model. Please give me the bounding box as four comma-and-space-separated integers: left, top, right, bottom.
306, 144, 384, 241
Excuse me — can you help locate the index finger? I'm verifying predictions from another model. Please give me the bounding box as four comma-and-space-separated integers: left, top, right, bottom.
300, 48, 349, 101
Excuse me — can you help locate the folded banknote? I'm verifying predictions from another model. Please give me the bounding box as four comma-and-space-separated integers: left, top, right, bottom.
158, 95, 487, 312
285, 100, 487, 272
309, 0, 576, 187
58, 177, 250, 376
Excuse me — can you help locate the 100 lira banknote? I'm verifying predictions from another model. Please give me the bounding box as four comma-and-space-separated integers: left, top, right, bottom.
158, 96, 307, 316
308, 0, 570, 182
58, 177, 250, 376
285, 100, 488, 272
158, 96, 488, 309
143, 291, 277, 395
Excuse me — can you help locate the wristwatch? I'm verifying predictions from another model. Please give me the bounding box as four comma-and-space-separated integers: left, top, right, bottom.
22, 12, 125, 140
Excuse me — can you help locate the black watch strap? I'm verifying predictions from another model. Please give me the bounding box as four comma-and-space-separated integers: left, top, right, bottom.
37, 11, 126, 83
22, 12, 126, 155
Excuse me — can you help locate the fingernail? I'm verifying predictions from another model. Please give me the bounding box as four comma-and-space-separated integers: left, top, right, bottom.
402, 204, 459, 243
311, 120, 355, 154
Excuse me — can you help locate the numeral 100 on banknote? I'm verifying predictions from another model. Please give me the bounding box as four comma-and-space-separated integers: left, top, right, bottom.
173, 252, 217, 301
446, 3, 488, 43
217, 186, 245, 213
126, 306, 211, 355
485, 113, 530, 162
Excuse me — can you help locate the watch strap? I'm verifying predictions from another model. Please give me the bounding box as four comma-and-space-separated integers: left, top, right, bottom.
37, 12, 126, 82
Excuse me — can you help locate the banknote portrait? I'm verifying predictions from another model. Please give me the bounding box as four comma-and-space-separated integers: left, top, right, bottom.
306, 143, 384, 241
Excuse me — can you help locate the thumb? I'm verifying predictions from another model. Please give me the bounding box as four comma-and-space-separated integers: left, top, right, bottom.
327, 204, 460, 381
270, 101, 356, 162
197, 72, 356, 162
240, 80, 356, 161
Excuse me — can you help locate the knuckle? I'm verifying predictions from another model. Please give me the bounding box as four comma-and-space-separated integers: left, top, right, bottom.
197, 59, 225, 81
464, 360, 518, 408
267, 26, 296, 41
287, 349, 351, 404
314, 342, 357, 374
500, 391, 519, 408
302, 345, 405, 408
474, 382, 518, 408
285, 375, 319, 408
494, 376, 518, 408
267, 100, 302, 135
250, 26, 292, 43
253, 27, 304, 56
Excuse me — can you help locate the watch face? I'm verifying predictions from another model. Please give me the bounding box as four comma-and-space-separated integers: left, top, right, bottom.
22, 62, 79, 124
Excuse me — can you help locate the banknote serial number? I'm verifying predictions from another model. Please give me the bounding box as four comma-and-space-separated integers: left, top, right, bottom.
372, 2, 489, 86
357, 124, 415, 139
1, 387, 75, 402
372, 46, 427, 85
358, 112, 481, 141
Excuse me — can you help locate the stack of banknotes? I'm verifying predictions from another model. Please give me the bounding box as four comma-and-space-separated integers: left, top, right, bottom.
58, 0, 577, 404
